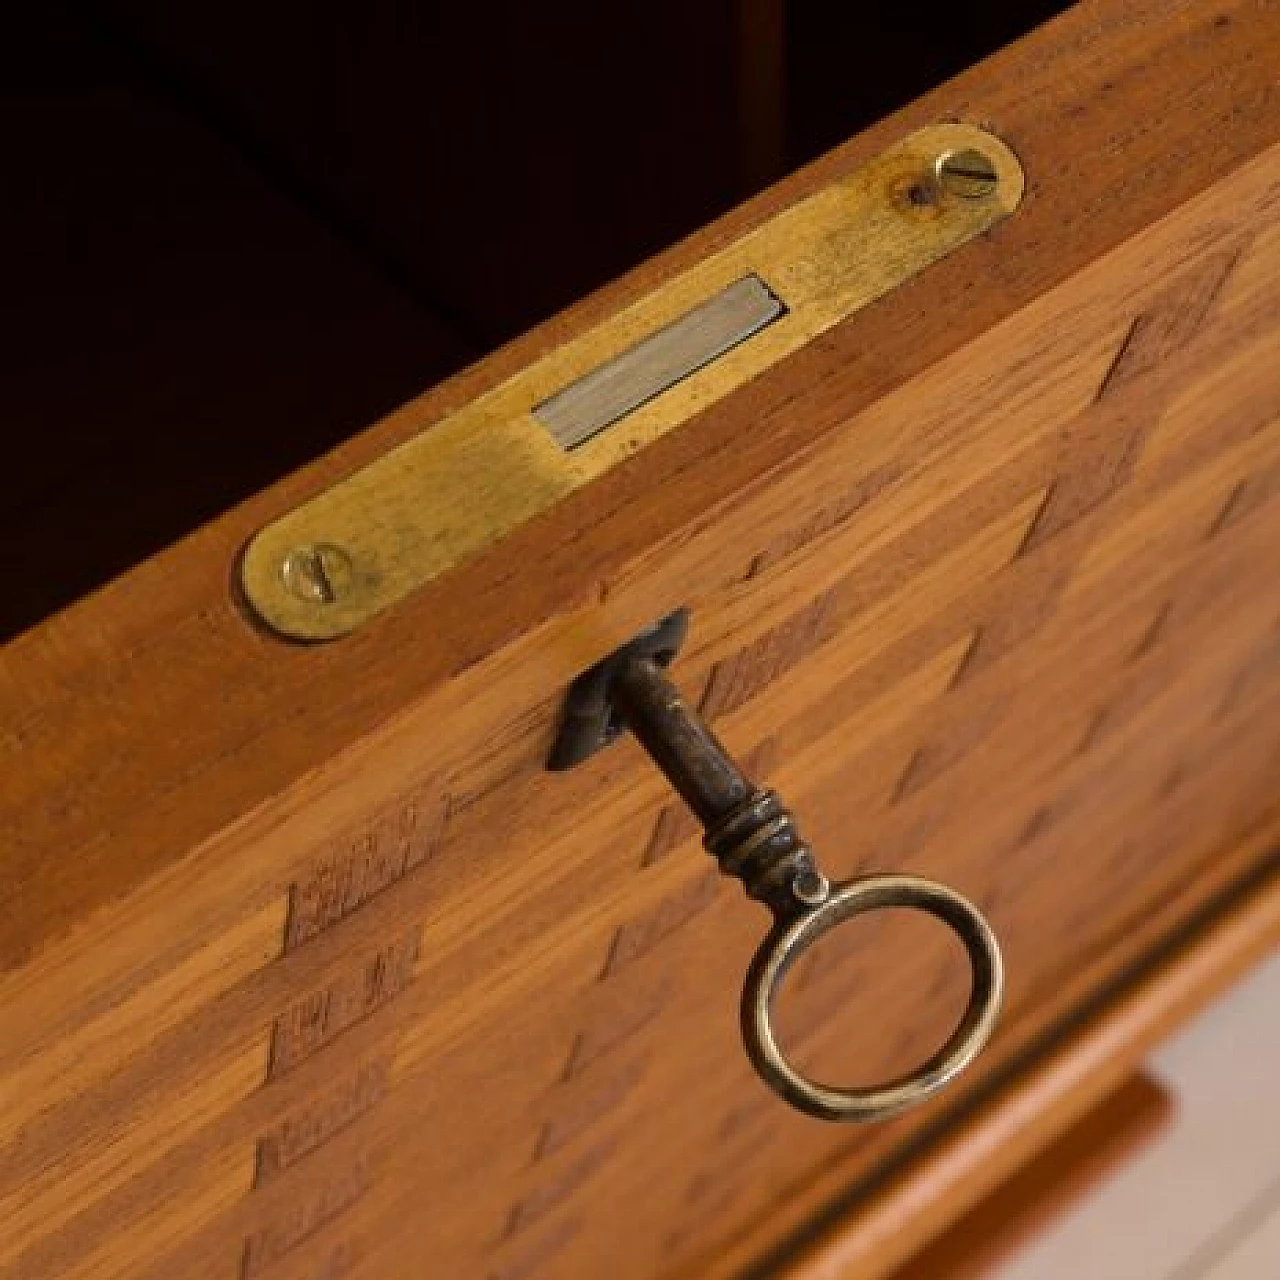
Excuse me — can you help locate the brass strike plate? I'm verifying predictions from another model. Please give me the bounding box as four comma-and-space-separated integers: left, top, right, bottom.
241, 125, 1024, 640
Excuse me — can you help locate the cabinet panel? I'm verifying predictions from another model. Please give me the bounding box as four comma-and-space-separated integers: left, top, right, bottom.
5, 4, 1280, 1280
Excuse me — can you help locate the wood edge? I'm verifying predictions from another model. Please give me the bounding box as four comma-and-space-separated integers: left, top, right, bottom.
766, 836, 1280, 1280
6, 0, 1280, 968
885, 1073, 1174, 1280
11, 0, 1270, 640
684, 804, 1280, 1280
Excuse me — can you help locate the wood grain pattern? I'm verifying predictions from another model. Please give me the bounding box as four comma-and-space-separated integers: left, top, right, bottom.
774, 837, 1280, 1280
6, 4, 1280, 1280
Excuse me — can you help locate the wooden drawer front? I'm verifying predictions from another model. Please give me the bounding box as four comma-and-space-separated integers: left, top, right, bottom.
777, 845, 1280, 1280
6, 6, 1280, 1280
11, 152, 1280, 1280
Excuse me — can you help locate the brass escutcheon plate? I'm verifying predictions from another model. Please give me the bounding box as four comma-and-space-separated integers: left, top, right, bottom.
241, 124, 1025, 640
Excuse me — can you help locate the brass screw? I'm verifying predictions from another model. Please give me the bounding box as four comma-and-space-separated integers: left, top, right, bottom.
936, 148, 999, 200
281, 543, 355, 605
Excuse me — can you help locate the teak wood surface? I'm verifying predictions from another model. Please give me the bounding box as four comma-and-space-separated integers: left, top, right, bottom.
776, 822, 1280, 1280
5, 3, 1280, 1280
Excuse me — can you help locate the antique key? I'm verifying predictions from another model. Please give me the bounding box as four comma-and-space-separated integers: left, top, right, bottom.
550, 612, 1004, 1122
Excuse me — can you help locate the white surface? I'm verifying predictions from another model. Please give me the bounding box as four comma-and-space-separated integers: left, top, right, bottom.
987, 948, 1280, 1280
1201, 1196, 1280, 1280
